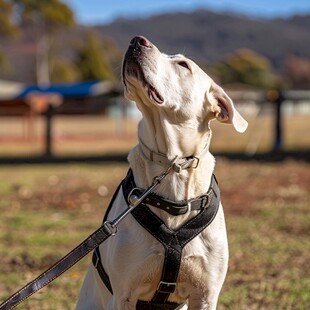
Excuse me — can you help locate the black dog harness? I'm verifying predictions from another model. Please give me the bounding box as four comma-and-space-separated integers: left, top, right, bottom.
93, 170, 221, 309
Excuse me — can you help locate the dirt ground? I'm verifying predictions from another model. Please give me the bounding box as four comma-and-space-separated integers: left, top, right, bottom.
215, 157, 310, 215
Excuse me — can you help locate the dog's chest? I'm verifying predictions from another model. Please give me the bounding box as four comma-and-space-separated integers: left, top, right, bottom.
127, 236, 213, 301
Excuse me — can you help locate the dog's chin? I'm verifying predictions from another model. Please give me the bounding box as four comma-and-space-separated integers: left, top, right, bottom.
123, 58, 164, 105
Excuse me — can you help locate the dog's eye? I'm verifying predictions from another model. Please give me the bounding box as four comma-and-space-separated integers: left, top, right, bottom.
178, 61, 190, 70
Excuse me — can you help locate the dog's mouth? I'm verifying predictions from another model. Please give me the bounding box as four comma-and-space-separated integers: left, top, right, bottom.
148, 84, 164, 104
123, 59, 164, 104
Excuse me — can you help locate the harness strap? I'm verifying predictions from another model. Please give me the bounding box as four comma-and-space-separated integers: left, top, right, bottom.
135, 300, 183, 309
0, 224, 115, 310
93, 170, 220, 309
124, 170, 212, 216
92, 247, 113, 295
131, 175, 220, 304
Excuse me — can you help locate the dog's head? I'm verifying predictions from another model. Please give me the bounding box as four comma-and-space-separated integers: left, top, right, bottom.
122, 36, 247, 133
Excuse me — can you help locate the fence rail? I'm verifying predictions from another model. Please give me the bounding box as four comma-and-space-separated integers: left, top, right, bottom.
0, 90, 309, 159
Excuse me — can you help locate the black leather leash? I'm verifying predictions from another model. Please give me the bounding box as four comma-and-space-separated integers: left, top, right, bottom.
0, 155, 204, 310
0, 166, 172, 310
0, 224, 115, 310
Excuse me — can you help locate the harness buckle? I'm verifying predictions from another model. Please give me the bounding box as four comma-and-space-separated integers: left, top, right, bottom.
202, 192, 212, 209
157, 281, 177, 293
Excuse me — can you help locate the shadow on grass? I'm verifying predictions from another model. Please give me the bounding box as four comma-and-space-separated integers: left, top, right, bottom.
0, 150, 309, 165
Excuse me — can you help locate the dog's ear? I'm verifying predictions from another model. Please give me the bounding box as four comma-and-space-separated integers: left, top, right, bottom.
206, 82, 248, 133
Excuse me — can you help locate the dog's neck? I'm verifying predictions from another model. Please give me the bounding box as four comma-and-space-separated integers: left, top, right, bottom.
138, 115, 210, 159
128, 108, 215, 227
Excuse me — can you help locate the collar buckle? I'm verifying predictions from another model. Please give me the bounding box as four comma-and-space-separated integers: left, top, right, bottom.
172, 156, 200, 173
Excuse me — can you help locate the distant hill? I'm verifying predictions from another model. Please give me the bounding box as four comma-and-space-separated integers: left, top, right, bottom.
0, 9, 309, 84
96, 10, 310, 68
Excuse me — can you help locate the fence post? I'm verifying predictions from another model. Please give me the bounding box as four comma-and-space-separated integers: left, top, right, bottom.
45, 103, 54, 157
267, 89, 284, 152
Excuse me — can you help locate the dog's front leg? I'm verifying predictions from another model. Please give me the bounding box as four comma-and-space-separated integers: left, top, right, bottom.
187, 289, 218, 310
76, 265, 113, 310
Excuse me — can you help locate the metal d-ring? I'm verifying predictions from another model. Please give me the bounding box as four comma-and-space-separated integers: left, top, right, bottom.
106, 165, 174, 234
127, 187, 142, 205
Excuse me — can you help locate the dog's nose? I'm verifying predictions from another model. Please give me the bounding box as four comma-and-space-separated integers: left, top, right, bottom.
130, 36, 152, 48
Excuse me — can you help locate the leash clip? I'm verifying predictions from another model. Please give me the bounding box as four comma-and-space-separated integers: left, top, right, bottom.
103, 221, 117, 236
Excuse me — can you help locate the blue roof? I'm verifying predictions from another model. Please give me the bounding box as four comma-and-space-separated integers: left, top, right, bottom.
16, 81, 100, 99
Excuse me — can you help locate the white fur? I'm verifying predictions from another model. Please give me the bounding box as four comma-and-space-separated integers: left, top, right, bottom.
76, 36, 247, 310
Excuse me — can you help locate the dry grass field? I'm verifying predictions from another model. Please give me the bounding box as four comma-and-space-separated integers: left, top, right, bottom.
0, 160, 309, 309
0, 113, 309, 309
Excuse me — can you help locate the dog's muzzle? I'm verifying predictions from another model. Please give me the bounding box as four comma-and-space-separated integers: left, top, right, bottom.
122, 36, 152, 81
122, 36, 164, 104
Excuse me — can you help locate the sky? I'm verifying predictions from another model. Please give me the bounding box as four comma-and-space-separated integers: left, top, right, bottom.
64, 0, 310, 25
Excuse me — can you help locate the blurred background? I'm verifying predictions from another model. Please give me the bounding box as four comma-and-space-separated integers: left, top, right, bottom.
0, 0, 309, 159
0, 1, 309, 309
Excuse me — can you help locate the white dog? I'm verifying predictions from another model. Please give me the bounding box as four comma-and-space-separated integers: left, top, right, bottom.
76, 36, 247, 310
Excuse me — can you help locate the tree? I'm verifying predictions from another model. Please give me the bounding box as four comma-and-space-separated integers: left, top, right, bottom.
13, 0, 75, 29
75, 32, 120, 81
17, 0, 75, 85
0, 0, 17, 75
50, 58, 80, 83
0, 0, 75, 84
214, 49, 275, 89
0, 0, 18, 36
0, 53, 10, 73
